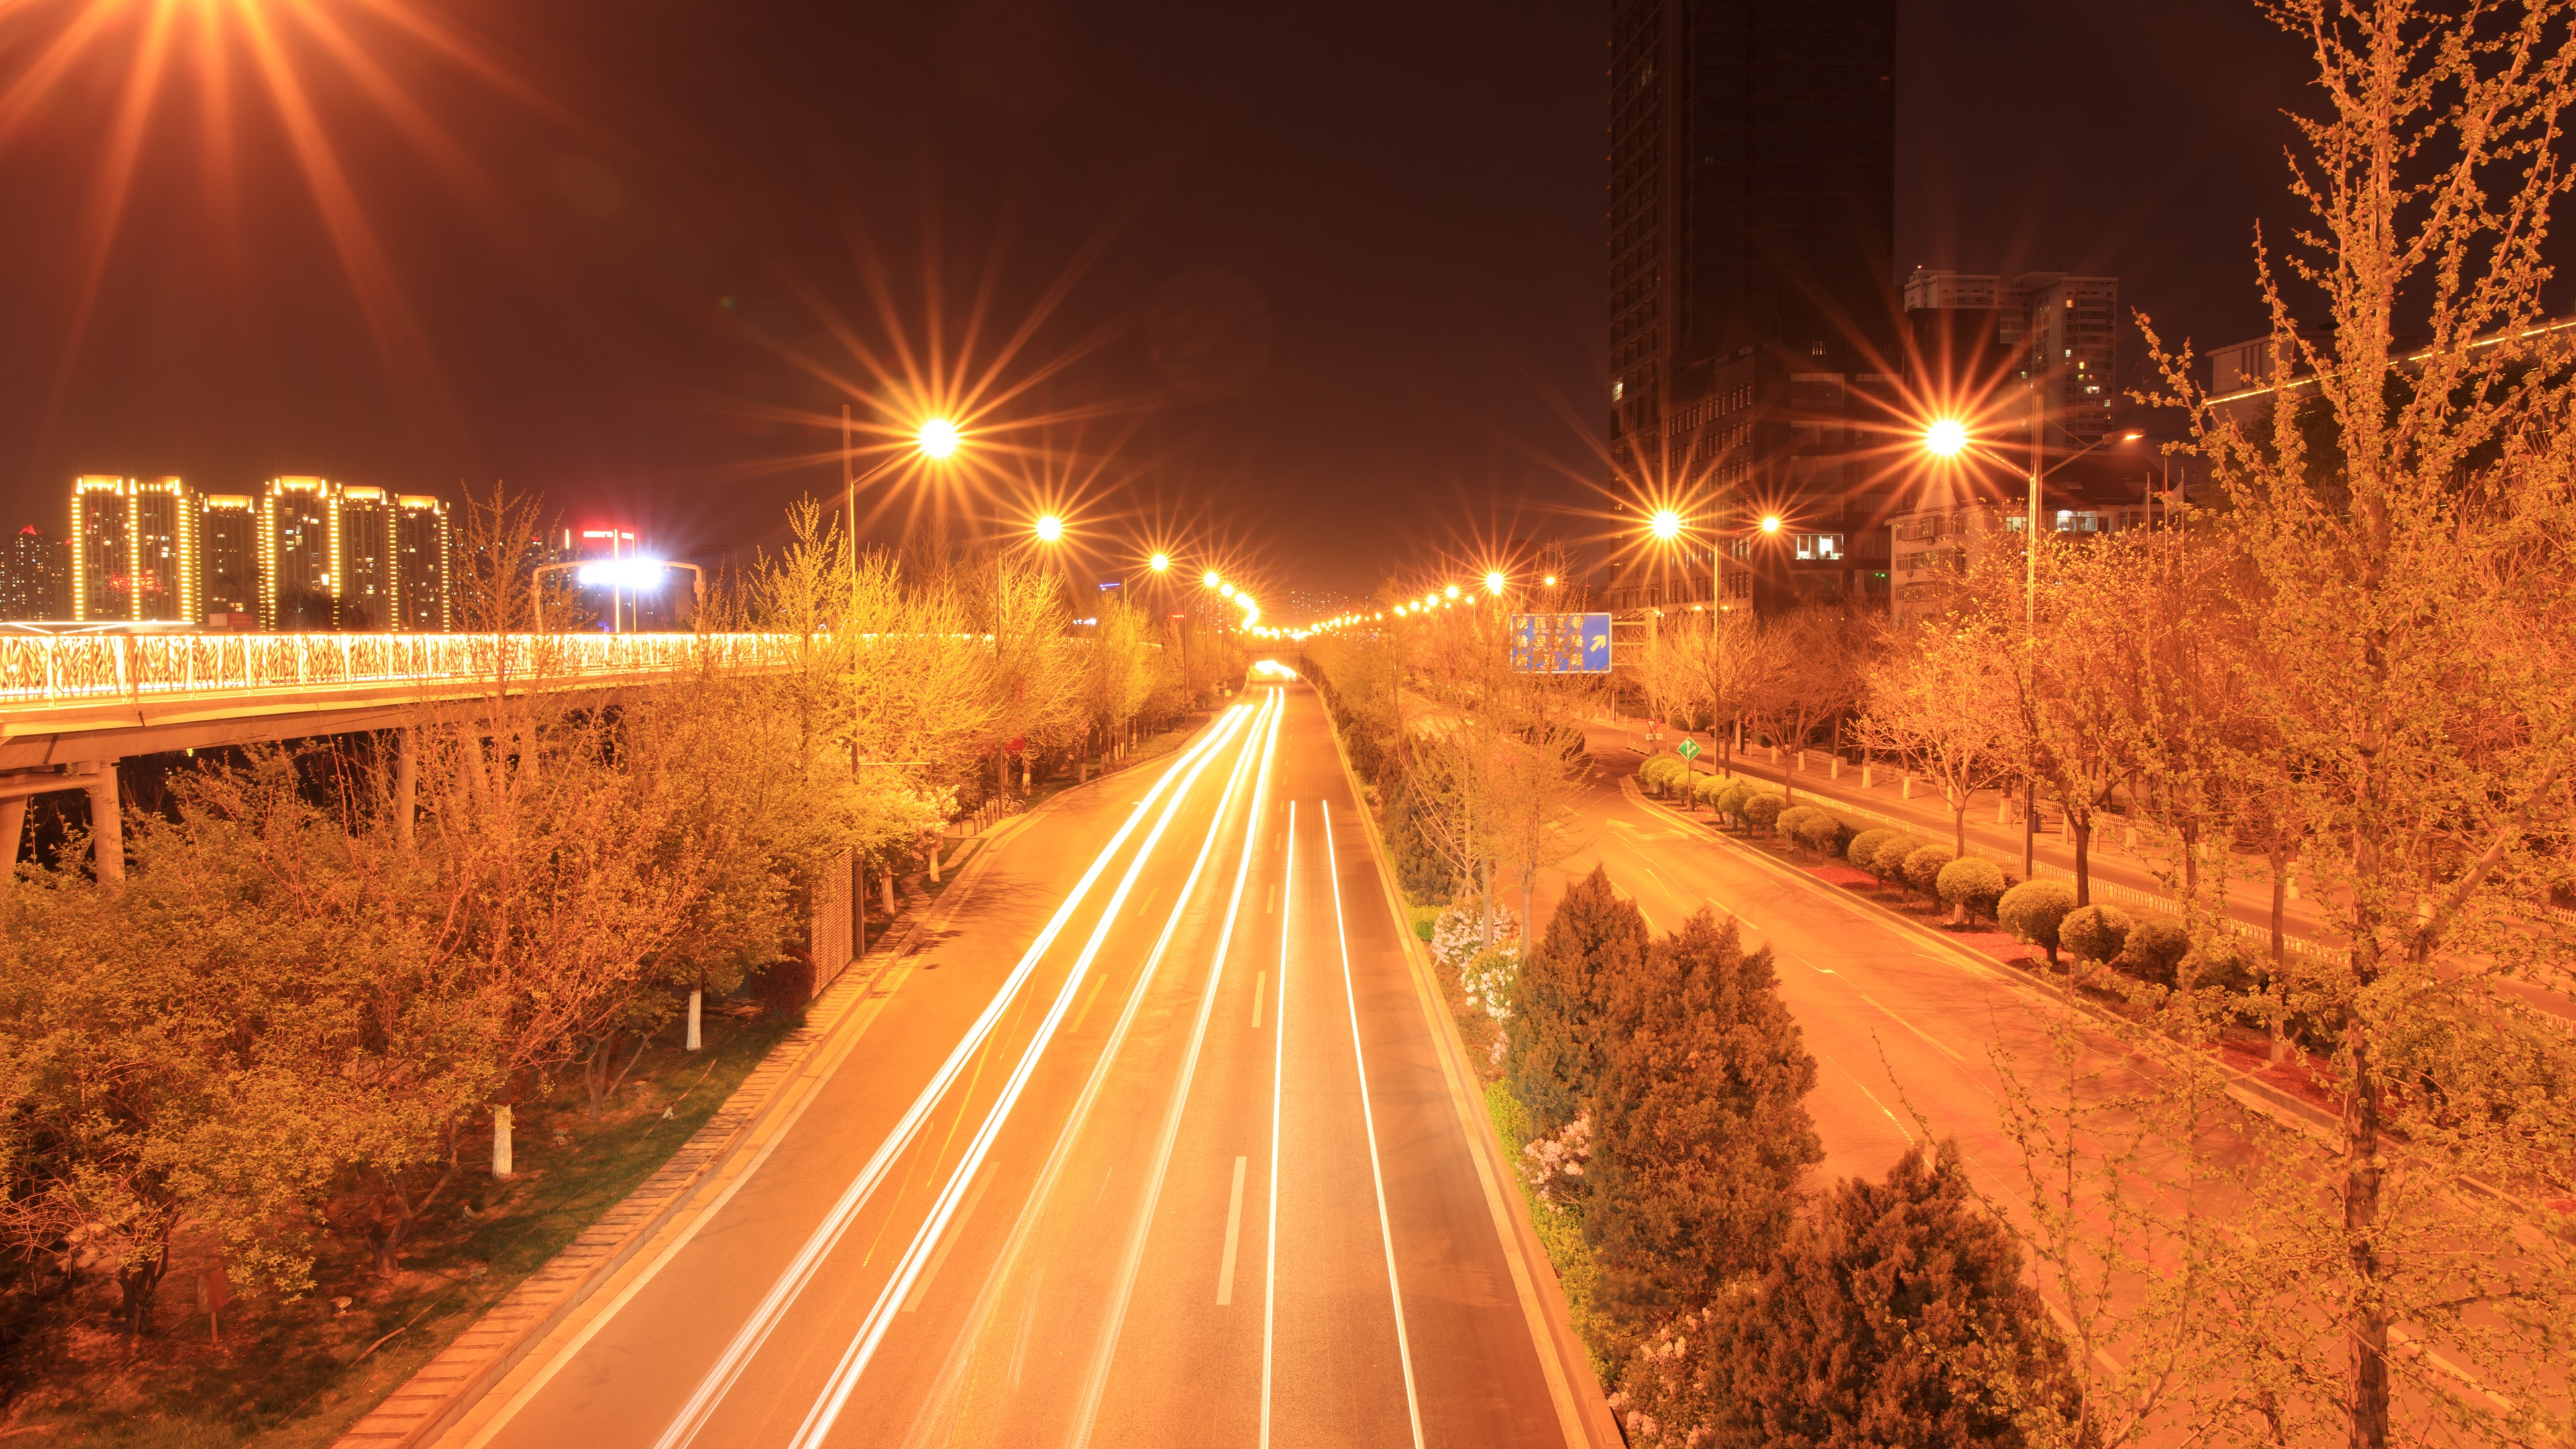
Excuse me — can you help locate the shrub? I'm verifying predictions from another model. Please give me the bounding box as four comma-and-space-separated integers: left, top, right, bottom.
2059, 904, 2134, 966
1408, 903, 1442, 944
1862, 833, 1927, 882
1790, 809, 1851, 858
2180, 934, 2257, 994
1934, 856, 2008, 923
1845, 827, 1898, 871
1774, 805, 1827, 853
1714, 780, 1754, 823
1900, 843, 1957, 896
2114, 916, 2190, 985
1638, 755, 1677, 792
1507, 866, 1651, 1139
1462, 943, 1521, 1021
1743, 793, 1785, 835
1997, 879, 2078, 963
1431, 896, 1517, 972
1693, 771, 1730, 806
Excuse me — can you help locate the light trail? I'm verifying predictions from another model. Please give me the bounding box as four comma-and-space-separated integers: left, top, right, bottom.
784, 691, 1280, 1449
1322, 801, 1426, 1448
649, 702, 1253, 1449
1063, 690, 1287, 1449
893, 686, 1280, 1447
1258, 800, 1294, 1448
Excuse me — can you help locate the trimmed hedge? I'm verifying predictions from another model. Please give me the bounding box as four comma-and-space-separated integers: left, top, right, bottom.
1845, 827, 1900, 872
2114, 917, 2190, 985
1998, 879, 2078, 963
1900, 843, 1957, 896
2059, 904, 2134, 966
1935, 856, 2008, 922
1862, 833, 1928, 882
1743, 793, 1785, 834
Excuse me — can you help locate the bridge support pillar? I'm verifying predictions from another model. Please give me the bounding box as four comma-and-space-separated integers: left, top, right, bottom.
393, 727, 419, 848
0, 796, 23, 875
85, 765, 123, 885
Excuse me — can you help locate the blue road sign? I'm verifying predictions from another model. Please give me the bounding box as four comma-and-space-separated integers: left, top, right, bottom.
1511, 612, 1613, 674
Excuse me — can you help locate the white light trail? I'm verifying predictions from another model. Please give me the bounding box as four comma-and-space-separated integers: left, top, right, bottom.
784, 693, 1275, 1449
1260, 800, 1294, 1448
649, 702, 1254, 1449
1322, 800, 1425, 1448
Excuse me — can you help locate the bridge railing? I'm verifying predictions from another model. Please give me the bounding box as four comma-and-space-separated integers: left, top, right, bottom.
0, 631, 810, 708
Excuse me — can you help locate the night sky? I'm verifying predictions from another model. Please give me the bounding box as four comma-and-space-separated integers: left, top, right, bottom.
0, 0, 2316, 601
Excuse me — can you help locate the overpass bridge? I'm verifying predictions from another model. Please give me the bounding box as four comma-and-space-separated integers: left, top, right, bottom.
0, 631, 801, 879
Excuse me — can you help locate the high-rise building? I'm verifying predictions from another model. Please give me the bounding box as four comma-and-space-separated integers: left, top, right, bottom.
1607, 0, 1898, 612
2, 525, 68, 621
68, 476, 197, 622
337, 486, 396, 629
1902, 268, 2121, 444
199, 495, 258, 625
392, 495, 452, 632
260, 476, 339, 631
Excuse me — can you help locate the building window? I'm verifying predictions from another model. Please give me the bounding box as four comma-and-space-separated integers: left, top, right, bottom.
1794, 532, 1846, 561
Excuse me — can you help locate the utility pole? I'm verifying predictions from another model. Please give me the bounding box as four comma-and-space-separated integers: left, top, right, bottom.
2023, 364, 2044, 881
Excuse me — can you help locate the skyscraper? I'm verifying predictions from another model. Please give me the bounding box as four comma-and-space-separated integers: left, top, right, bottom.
338, 486, 395, 629
1, 525, 67, 621
68, 476, 197, 623
199, 495, 259, 625
260, 476, 338, 631
1607, 0, 1897, 610
392, 495, 453, 632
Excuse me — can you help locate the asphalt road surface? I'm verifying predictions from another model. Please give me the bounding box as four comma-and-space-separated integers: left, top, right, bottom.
441, 684, 1596, 1449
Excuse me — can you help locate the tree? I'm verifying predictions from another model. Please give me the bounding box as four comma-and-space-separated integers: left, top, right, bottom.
1743, 608, 1870, 804
2131, 2, 2576, 1439
1859, 616, 2020, 855
1504, 865, 1650, 1139
1586, 908, 1821, 1323
1617, 1142, 2076, 1449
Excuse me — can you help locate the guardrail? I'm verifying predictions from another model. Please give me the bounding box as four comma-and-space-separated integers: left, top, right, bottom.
0, 632, 808, 708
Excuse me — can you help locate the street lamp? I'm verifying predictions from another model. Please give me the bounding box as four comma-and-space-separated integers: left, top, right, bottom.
1150, 551, 1171, 574
843, 405, 967, 613
1650, 507, 1683, 541
1484, 570, 1507, 596
916, 417, 962, 459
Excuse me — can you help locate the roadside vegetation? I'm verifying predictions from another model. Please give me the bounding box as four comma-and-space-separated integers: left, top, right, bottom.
0, 488, 1241, 1442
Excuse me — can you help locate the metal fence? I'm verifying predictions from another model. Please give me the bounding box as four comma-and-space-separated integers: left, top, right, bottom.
0, 631, 808, 708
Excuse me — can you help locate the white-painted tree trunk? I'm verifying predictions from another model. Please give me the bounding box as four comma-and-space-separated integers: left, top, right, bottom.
927, 843, 943, 884
686, 989, 702, 1051
492, 1106, 515, 1179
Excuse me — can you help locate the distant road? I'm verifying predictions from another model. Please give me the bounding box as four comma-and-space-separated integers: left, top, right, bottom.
436, 684, 1603, 1449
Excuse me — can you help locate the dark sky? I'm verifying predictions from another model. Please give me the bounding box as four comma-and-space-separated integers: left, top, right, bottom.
0, 0, 2317, 603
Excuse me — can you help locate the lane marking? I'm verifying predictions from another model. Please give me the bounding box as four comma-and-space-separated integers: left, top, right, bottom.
1267, 883, 1277, 914
1251, 971, 1266, 1029
1321, 802, 1426, 1449
1063, 702, 1287, 1449
901, 1165, 994, 1312
1067, 971, 1110, 1035
1259, 802, 1295, 1449
647, 704, 1256, 1449
1216, 1156, 1248, 1305
781, 702, 1263, 1449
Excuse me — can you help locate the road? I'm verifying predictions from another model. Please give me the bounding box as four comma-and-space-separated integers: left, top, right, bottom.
439, 684, 1599, 1449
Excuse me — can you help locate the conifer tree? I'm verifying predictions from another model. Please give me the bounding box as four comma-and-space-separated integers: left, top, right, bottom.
1617, 1142, 2074, 1449
1503, 865, 1648, 1139
1585, 906, 1821, 1320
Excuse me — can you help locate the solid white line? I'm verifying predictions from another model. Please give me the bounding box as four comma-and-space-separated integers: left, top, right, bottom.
1323, 800, 1426, 1449
783, 698, 1262, 1449
650, 704, 1252, 1449
1216, 1156, 1248, 1306
1251, 971, 1265, 1030
1258, 801, 1294, 1448
1062, 698, 1285, 1449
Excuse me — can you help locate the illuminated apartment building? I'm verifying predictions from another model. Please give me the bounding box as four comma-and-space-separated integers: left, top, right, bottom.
68, 475, 197, 622
337, 486, 396, 629
260, 476, 339, 630
199, 494, 258, 625
393, 495, 453, 631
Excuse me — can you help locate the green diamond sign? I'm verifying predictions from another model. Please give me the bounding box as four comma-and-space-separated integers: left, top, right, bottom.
1675, 738, 1701, 761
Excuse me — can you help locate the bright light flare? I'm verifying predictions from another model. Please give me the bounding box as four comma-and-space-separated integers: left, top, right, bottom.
576, 557, 667, 589
1149, 552, 1171, 573
1444, 583, 1460, 599
1922, 418, 1970, 458
1484, 570, 1506, 596
1650, 508, 1683, 541
1033, 514, 1065, 543
1760, 515, 1782, 533
1542, 574, 1558, 586
916, 417, 963, 458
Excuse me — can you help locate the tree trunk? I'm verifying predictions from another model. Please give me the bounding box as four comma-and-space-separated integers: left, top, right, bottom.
687, 987, 703, 1052
2070, 814, 2092, 907
2343, 994, 2390, 1448
881, 868, 898, 915
116, 1228, 172, 1337
492, 1105, 514, 1179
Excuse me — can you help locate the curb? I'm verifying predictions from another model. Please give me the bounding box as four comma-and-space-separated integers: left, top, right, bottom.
333, 801, 1054, 1448
1321, 708, 1624, 1449
1615, 775, 2347, 1148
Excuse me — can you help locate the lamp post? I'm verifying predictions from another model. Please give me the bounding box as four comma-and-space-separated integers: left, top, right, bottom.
1920, 412, 2142, 876
843, 406, 963, 612
994, 514, 1065, 792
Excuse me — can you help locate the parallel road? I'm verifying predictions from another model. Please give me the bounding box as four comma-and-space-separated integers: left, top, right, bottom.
439, 684, 1596, 1449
